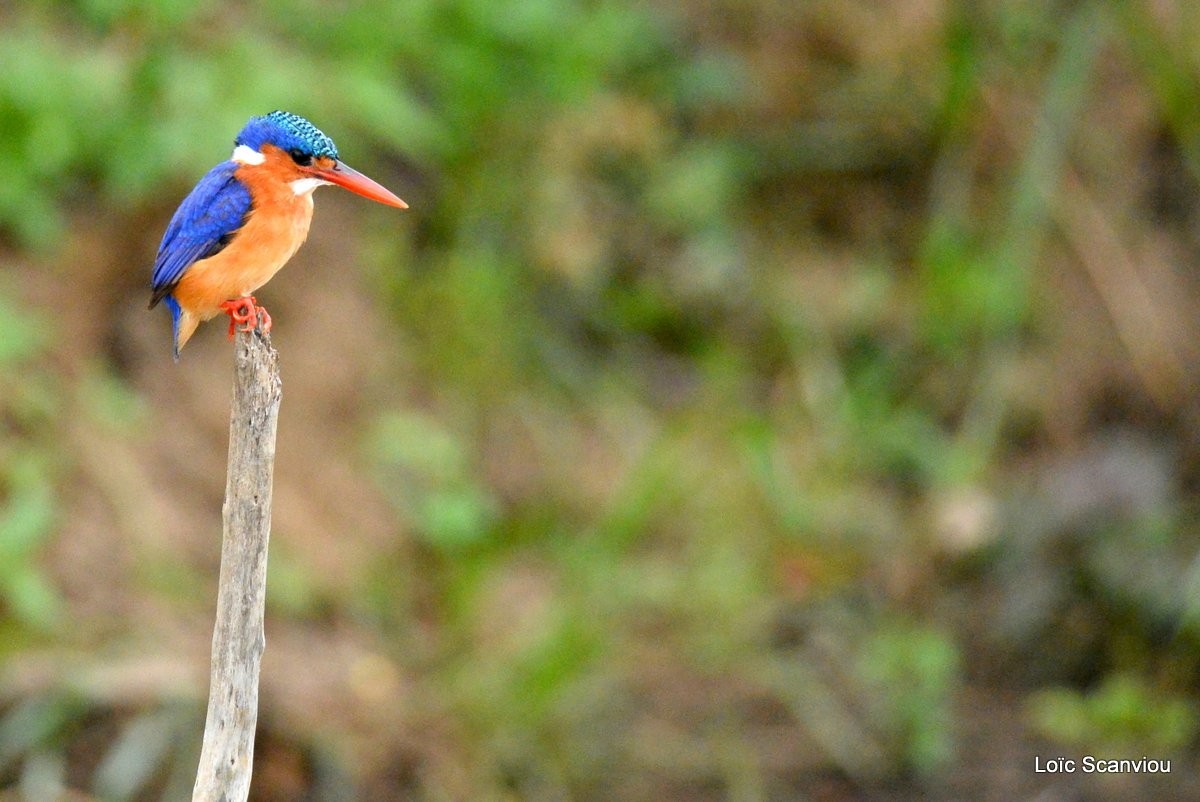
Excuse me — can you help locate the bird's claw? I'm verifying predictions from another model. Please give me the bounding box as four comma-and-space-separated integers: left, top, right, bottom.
219, 296, 273, 339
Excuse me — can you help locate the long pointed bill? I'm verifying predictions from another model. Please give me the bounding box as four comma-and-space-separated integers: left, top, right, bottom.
313, 160, 408, 208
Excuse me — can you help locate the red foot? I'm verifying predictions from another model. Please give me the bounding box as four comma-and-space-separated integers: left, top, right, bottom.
219, 296, 273, 339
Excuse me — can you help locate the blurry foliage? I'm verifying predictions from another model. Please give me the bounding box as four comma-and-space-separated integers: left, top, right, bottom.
0, 691, 198, 799
1, 0, 1200, 799
0, 298, 62, 637
367, 410, 500, 551
857, 622, 959, 774
0, 453, 60, 634
0, 693, 88, 780
765, 604, 960, 781
975, 432, 1200, 693
1030, 674, 1198, 756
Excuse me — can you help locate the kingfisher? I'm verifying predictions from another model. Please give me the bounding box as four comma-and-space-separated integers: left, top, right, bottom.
149, 110, 407, 359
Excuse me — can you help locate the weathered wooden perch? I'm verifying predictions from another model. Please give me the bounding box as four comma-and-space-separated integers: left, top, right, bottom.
193, 325, 281, 802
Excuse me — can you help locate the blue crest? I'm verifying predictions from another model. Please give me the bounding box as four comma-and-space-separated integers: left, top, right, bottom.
235, 110, 339, 160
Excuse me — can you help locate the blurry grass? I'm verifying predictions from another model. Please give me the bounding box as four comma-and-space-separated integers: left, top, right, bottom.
0, 453, 60, 634
1030, 674, 1198, 756
367, 410, 500, 551
2, 0, 1200, 798
1111, 0, 1200, 181
0, 297, 61, 636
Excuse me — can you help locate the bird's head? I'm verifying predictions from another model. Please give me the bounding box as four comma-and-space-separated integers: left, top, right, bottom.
232, 110, 407, 208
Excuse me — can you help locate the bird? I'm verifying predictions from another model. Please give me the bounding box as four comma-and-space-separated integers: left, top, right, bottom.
148, 110, 407, 359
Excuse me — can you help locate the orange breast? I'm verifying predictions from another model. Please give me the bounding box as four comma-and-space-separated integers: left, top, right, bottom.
172, 163, 315, 320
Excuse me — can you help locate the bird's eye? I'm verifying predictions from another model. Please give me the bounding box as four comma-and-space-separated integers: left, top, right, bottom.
288, 148, 313, 166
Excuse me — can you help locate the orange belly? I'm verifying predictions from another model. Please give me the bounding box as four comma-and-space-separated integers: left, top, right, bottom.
173, 192, 314, 320
168, 160, 320, 353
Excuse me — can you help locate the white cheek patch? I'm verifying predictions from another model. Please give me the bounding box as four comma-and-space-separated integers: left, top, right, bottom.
289, 177, 331, 196
231, 144, 266, 165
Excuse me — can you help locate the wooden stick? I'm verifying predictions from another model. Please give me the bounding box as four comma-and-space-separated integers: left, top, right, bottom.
193, 326, 282, 802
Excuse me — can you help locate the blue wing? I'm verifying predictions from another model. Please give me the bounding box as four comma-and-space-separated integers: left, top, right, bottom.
149, 161, 252, 308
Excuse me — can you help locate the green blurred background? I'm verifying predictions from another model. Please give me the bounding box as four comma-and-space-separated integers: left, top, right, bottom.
2, 0, 1200, 799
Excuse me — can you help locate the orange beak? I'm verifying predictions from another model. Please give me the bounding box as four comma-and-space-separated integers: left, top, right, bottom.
311, 160, 408, 208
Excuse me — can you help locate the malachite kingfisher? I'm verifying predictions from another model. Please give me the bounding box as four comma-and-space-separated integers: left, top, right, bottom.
149, 110, 407, 359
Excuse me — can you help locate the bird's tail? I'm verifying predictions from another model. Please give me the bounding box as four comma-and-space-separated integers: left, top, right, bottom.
163, 296, 199, 362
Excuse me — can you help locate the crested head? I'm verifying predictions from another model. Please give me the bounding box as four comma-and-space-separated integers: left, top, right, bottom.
234, 110, 339, 162
226, 110, 408, 208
